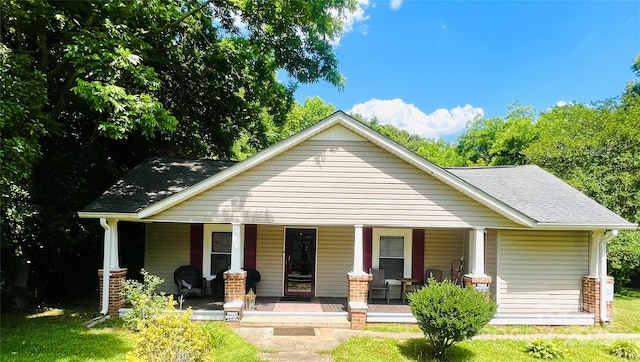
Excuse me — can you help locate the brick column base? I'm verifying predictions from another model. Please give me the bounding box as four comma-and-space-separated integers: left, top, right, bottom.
347, 272, 372, 304
582, 276, 614, 323
348, 302, 368, 330
463, 275, 492, 291
98, 268, 128, 316
224, 271, 247, 326
347, 272, 372, 329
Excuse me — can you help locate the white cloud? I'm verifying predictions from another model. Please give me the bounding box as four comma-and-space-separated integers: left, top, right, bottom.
555, 100, 570, 107
390, 0, 403, 10
330, 0, 370, 45
349, 98, 484, 139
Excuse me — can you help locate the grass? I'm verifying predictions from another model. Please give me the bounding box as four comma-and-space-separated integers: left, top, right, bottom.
331, 336, 640, 362
366, 287, 640, 335
0, 308, 259, 362
350, 287, 640, 361
0, 309, 133, 362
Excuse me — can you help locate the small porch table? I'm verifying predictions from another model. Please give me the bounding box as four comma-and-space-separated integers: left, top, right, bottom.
396, 278, 418, 303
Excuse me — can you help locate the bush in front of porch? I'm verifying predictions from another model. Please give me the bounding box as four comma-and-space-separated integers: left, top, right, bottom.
408, 280, 496, 360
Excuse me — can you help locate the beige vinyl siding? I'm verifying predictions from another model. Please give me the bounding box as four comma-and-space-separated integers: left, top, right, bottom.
424, 229, 466, 280
150, 137, 519, 228
255, 225, 284, 296
145, 223, 190, 294
486, 229, 498, 298
497, 230, 589, 313
316, 226, 353, 297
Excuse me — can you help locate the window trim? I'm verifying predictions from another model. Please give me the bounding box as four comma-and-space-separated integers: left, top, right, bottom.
203, 224, 244, 279
372, 228, 412, 284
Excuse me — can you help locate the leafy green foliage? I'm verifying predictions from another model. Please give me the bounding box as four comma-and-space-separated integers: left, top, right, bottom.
121, 271, 170, 331
122, 271, 213, 361
526, 339, 564, 359
456, 102, 538, 166
1, 0, 355, 308
126, 303, 213, 362
408, 280, 496, 359
610, 340, 640, 360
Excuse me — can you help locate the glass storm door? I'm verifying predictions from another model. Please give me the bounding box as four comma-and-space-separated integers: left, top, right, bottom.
284, 228, 316, 297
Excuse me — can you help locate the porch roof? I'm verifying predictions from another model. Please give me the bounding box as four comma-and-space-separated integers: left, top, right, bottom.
80, 158, 236, 214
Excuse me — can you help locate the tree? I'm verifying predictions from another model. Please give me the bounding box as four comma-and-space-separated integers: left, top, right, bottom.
1, 0, 355, 309
456, 103, 538, 166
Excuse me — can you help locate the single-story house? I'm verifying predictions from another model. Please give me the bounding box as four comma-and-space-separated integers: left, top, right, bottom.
79, 111, 636, 329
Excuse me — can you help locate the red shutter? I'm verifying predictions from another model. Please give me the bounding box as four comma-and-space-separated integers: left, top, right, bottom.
412, 229, 425, 284
190, 224, 204, 270
364, 227, 373, 273
244, 224, 258, 269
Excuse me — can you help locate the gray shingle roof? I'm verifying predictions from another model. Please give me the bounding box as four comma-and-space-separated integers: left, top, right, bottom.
81, 157, 236, 214
446, 165, 634, 227
81, 156, 634, 228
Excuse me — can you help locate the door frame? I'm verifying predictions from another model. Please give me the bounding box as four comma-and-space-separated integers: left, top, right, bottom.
282, 227, 318, 297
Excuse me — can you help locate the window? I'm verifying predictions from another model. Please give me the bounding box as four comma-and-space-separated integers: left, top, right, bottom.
203, 224, 244, 278
372, 228, 412, 282
210, 231, 231, 276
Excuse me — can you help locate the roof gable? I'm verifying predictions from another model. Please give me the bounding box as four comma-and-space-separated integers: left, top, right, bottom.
133, 111, 535, 226
79, 111, 635, 230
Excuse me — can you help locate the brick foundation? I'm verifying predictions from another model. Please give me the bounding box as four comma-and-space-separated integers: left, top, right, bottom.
223, 271, 246, 326
347, 272, 372, 304
347, 272, 372, 329
348, 302, 368, 330
98, 268, 128, 316
224, 270, 247, 302
463, 275, 492, 301
582, 276, 614, 323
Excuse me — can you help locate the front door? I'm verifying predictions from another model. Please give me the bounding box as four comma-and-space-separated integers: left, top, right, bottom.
284, 228, 316, 297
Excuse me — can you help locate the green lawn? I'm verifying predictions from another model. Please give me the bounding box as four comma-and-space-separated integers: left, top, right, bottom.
366, 288, 640, 335
1, 288, 638, 361
331, 336, 640, 362
0, 309, 258, 362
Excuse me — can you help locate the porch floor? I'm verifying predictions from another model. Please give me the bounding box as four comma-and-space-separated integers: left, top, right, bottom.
181, 296, 411, 314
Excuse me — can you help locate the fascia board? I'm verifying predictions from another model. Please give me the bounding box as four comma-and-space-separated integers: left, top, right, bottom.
534, 222, 638, 231
77, 211, 141, 221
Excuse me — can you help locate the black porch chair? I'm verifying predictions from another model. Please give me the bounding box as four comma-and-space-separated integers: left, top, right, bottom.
173, 265, 206, 298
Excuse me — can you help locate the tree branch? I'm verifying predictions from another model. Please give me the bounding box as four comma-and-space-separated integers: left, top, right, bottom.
150, 0, 215, 35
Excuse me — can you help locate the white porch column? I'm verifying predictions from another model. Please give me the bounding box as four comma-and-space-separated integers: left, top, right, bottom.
469, 228, 486, 276
599, 230, 618, 323
589, 230, 603, 277
352, 225, 365, 274
108, 219, 119, 269
230, 222, 243, 272
100, 218, 111, 315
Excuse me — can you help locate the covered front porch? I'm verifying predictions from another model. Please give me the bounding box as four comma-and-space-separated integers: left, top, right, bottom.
103, 221, 492, 329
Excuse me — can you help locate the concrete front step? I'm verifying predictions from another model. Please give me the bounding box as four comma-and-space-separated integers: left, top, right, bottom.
242, 311, 351, 328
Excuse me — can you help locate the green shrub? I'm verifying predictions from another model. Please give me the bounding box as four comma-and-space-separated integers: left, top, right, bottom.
611, 339, 640, 359
121, 270, 170, 330
526, 339, 564, 359
126, 301, 212, 362
408, 280, 496, 359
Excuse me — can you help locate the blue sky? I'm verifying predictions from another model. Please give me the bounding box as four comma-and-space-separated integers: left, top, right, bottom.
294, 0, 640, 141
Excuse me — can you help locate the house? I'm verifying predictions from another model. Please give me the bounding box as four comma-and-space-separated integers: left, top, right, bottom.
79, 111, 636, 329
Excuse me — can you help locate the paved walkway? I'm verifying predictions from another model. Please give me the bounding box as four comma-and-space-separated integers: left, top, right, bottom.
233, 327, 640, 362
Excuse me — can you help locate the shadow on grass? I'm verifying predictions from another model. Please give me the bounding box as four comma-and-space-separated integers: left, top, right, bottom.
1, 311, 131, 361
398, 338, 475, 362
